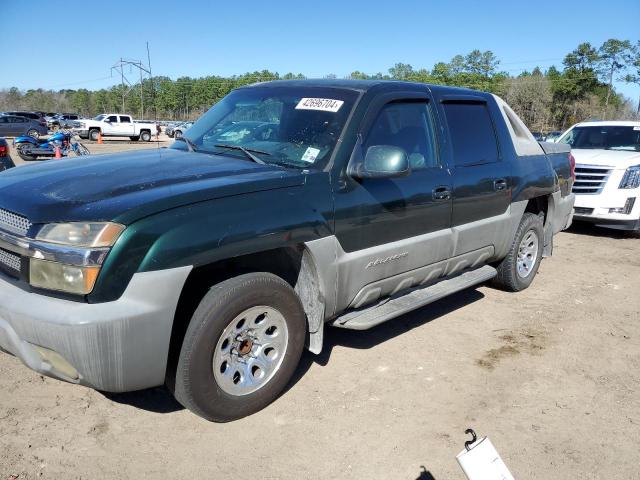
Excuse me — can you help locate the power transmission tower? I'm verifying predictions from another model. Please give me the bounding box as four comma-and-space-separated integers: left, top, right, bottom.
111, 57, 152, 118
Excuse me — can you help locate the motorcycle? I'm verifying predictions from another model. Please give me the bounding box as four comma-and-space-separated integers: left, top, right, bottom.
13, 130, 90, 161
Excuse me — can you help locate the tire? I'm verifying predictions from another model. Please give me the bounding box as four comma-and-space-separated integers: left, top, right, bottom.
140, 131, 151, 142
172, 272, 306, 422
174, 130, 183, 139
17, 143, 37, 161
26, 129, 39, 139
89, 129, 100, 141
491, 212, 544, 292
75, 143, 90, 156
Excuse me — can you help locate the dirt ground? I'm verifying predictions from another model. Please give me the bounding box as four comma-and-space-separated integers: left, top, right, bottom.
1, 139, 639, 479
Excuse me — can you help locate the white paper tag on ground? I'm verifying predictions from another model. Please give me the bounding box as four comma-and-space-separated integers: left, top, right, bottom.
296, 98, 344, 112
301, 147, 321, 163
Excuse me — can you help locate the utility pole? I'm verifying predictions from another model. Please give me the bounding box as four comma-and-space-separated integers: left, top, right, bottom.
111, 56, 152, 117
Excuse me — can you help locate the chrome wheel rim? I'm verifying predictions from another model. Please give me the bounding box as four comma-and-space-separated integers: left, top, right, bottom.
517, 229, 539, 278
213, 306, 288, 396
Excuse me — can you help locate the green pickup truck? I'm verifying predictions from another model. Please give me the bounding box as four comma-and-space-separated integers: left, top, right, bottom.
0, 80, 575, 421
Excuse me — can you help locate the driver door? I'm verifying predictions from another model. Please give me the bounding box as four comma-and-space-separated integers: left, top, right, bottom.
102, 115, 119, 135
331, 91, 453, 313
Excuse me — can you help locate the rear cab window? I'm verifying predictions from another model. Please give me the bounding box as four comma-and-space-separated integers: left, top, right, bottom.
442, 101, 499, 167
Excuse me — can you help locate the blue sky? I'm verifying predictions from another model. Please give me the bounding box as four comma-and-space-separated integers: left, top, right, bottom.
3, 0, 639, 103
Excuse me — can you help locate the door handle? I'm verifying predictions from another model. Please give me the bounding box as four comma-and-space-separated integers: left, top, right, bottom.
494, 178, 508, 191
432, 186, 451, 201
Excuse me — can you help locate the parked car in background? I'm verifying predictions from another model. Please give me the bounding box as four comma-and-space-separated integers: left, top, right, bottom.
3, 111, 47, 127
544, 131, 563, 142
0, 137, 15, 171
72, 114, 157, 141
50, 113, 81, 129
0, 80, 575, 422
559, 121, 640, 235
531, 131, 544, 141
0, 115, 48, 139
166, 122, 193, 138
172, 122, 193, 139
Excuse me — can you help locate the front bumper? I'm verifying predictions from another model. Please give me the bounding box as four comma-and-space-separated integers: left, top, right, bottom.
72, 128, 89, 138
573, 214, 640, 231
0, 266, 191, 392
573, 191, 640, 231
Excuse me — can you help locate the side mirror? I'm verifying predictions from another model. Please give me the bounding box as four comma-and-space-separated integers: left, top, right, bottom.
351, 145, 410, 179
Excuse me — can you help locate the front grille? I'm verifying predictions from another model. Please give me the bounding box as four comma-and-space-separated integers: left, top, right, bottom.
0, 208, 31, 236
574, 207, 594, 215
0, 248, 21, 274
572, 165, 612, 195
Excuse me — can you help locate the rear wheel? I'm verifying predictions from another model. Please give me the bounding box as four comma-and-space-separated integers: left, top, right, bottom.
174, 130, 183, 139
17, 143, 37, 161
172, 273, 306, 422
140, 131, 151, 142
492, 212, 544, 292
26, 129, 39, 139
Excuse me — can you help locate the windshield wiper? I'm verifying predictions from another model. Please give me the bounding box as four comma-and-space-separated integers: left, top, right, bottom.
214, 144, 270, 165
175, 136, 197, 152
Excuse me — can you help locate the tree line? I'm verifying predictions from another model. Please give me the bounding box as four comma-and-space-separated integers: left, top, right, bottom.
0, 38, 638, 132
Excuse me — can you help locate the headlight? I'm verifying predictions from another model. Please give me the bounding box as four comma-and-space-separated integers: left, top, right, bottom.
619, 165, 640, 189
30, 259, 100, 295
36, 222, 124, 247
30, 222, 124, 295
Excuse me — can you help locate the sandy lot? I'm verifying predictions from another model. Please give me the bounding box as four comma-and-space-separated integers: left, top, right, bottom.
1, 139, 639, 479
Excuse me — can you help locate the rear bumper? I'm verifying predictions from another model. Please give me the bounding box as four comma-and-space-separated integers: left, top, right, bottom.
552, 192, 575, 233
0, 266, 191, 392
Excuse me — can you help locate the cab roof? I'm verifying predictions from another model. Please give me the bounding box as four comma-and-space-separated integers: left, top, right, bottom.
244, 78, 482, 95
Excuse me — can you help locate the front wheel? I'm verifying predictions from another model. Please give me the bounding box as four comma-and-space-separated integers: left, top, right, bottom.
172, 273, 306, 422
492, 212, 544, 292
26, 129, 39, 139
89, 129, 100, 141
174, 130, 183, 139
74, 143, 90, 156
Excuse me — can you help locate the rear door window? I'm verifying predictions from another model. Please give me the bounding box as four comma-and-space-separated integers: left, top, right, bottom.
443, 102, 499, 167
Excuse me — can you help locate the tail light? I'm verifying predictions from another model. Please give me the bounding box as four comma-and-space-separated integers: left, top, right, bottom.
568, 152, 576, 182
0, 145, 7, 157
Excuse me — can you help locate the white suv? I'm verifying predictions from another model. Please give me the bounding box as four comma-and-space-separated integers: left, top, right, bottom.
558, 121, 640, 234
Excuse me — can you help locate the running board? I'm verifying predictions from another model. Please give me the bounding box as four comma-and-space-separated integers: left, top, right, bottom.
331, 265, 497, 331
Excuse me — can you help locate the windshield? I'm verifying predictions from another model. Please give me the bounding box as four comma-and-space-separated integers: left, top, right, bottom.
94, 114, 106, 121
171, 86, 359, 168
559, 125, 640, 151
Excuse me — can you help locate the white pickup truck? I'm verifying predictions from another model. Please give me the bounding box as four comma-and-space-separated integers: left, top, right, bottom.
558, 120, 640, 235
73, 114, 156, 142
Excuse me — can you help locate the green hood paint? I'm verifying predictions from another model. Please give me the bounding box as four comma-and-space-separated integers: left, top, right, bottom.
0, 148, 305, 226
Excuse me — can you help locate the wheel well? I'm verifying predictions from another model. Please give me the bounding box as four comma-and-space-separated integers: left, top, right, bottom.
524, 196, 548, 221
165, 247, 305, 389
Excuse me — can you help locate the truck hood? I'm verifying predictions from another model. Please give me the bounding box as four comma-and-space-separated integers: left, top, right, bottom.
0, 148, 306, 225
572, 149, 640, 170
